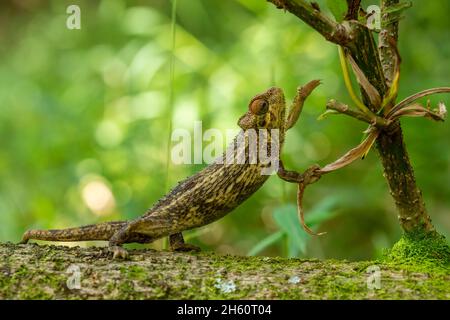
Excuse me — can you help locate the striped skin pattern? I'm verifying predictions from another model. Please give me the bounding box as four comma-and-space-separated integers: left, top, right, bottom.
21, 86, 291, 258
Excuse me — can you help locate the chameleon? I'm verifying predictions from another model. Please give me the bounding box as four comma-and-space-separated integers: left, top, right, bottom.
20, 80, 321, 259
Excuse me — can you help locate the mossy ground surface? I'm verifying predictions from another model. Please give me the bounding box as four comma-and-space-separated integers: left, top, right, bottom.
0, 241, 448, 299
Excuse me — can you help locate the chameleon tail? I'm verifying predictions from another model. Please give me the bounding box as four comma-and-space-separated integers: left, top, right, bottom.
20, 221, 128, 243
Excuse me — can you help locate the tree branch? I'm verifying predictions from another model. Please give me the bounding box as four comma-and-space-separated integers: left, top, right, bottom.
345, 0, 361, 20
267, 0, 352, 45
326, 99, 389, 127
1, 243, 448, 299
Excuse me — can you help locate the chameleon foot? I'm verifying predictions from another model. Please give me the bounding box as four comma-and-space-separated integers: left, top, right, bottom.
110, 246, 129, 259
169, 233, 200, 252
19, 230, 31, 244
171, 242, 201, 252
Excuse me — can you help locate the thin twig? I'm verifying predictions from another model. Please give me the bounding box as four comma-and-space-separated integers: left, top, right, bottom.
387, 87, 450, 118
326, 100, 389, 127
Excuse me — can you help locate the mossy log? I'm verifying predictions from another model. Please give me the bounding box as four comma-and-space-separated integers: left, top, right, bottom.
0, 242, 448, 299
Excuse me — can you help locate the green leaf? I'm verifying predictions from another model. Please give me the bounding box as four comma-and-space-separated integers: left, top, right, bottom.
272, 200, 339, 257
306, 197, 339, 226
326, 0, 347, 22
247, 230, 284, 256
273, 204, 308, 257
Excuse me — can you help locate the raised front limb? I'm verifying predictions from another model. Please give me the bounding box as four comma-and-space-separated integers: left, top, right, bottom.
277, 160, 321, 184
286, 79, 321, 130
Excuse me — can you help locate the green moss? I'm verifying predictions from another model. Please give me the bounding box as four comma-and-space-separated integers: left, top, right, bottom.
383, 229, 450, 274
0, 264, 66, 300
1, 243, 449, 299
120, 265, 148, 281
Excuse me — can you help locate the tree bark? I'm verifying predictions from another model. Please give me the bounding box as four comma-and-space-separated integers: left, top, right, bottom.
0, 243, 447, 299
344, 21, 435, 233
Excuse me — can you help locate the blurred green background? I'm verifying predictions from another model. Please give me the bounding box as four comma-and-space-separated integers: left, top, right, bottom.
0, 0, 448, 260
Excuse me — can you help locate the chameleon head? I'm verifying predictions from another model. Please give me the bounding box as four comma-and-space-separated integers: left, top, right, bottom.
238, 87, 286, 130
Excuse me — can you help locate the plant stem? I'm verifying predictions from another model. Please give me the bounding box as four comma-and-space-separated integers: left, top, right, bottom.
346, 25, 435, 233
267, 0, 351, 45
376, 124, 434, 232
268, 0, 437, 234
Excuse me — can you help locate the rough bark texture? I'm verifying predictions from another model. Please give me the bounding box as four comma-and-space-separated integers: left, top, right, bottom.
376, 125, 433, 232
379, 0, 400, 85
0, 243, 448, 300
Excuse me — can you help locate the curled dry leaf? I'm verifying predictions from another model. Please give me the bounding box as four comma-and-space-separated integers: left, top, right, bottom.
387, 87, 450, 119
319, 129, 379, 173
297, 182, 326, 236
295, 166, 325, 236
390, 102, 447, 122
294, 128, 380, 235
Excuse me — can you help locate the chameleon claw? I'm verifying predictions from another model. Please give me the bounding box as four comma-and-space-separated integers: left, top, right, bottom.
110, 246, 129, 260
19, 230, 32, 244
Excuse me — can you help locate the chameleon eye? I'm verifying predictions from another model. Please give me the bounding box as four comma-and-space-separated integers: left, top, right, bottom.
250, 99, 269, 115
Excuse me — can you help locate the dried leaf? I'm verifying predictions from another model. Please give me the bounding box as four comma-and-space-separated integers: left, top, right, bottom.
338, 46, 374, 116
387, 87, 450, 119
390, 102, 446, 122
347, 54, 381, 107
320, 129, 379, 173
297, 183, 326, 236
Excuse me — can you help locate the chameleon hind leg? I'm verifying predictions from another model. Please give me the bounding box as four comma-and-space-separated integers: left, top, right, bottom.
108, 224, 156, 259
108, 215, 200, 258
169, 233, 200, 252
130, 214, 201, 252
109, 231, 199, 258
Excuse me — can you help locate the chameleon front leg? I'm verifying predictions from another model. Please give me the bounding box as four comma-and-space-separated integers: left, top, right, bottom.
169, 233, 200, 252
279, 80, 322, 184
277, 159, 305, 183
286, 79, 321, 130
277, 160, 321, 184
108, 224, 134, 259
